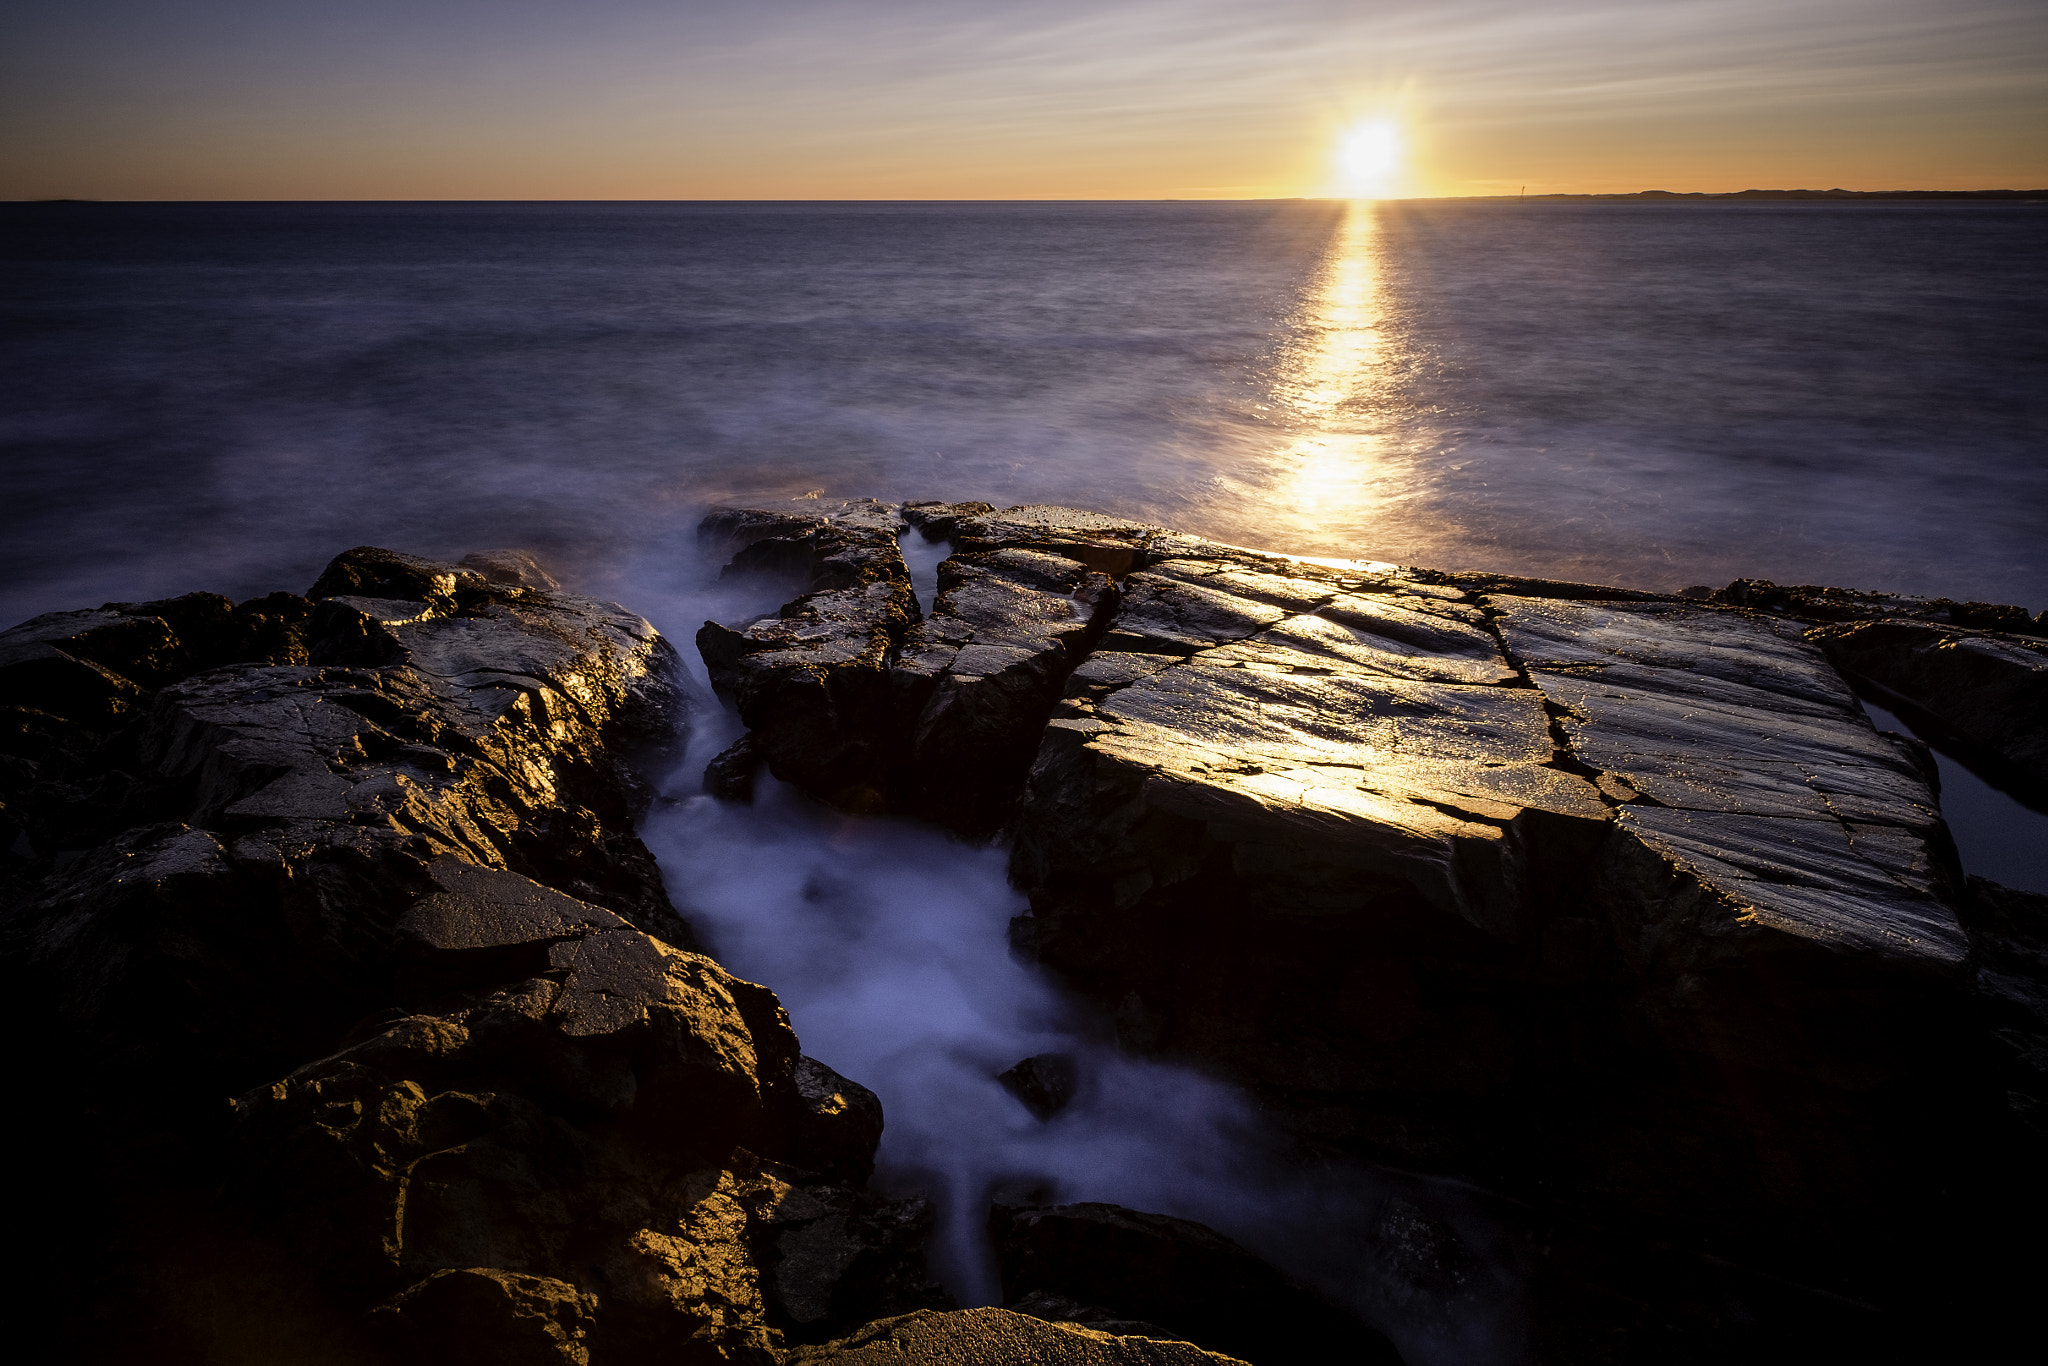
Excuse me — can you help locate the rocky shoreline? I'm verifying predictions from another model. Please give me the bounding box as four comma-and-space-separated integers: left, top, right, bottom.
4, 504, 2043, 1363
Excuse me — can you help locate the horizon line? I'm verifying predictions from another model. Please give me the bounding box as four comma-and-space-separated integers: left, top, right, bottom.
12, 187, 2046, 206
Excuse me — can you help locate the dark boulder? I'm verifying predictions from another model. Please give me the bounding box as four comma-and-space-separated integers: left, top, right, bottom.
1710, 577, 2045, 637
787, 1055, 887, 1184
1962, 875, 2048, 1147
704, 732, 764, 804
998, 1052, 1080, 1121
1807, 617, 2048, 789
696, 499, 916, 809
901, 500, 997, 541
370, 1268, 598, 1366
738, 1166, 950, 1341
694, 503, 1126, 833
1359, 1196, 1481, 1325
989, 1202, 1401, 1366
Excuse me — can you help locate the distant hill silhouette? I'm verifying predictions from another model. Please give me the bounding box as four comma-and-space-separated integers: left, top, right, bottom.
1497, 187, 2045, 202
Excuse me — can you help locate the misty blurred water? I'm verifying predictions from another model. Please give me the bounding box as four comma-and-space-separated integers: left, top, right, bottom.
3, 199, 2043, 624
6, 199, 2044, 1360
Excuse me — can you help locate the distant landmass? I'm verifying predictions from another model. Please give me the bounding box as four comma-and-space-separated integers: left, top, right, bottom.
1488, 187, 2045, 202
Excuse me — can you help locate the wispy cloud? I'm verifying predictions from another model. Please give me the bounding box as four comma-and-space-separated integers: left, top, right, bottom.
2, 0, 2041, 195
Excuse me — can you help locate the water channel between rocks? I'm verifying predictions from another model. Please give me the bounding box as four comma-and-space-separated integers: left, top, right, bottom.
1859, 700, 2048, 897
626, 531, 1530, 1366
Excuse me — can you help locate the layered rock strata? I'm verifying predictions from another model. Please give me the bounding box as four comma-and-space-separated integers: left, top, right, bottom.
696, 499, 2044, 1357
3, 547, 951, 1365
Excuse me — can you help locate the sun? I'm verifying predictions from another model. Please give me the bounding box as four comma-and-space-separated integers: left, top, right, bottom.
1335, 120, 1403, 199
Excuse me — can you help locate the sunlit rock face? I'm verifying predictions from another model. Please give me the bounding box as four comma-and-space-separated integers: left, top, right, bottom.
696, 499, 2022, 1325
1010, 544, 1976, 1270
785, 1306, 1256, 1365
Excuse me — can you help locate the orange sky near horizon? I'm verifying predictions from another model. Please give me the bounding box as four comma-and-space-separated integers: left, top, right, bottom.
3, 0, 2043, 201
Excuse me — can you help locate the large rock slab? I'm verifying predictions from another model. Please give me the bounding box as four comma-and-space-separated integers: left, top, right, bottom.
1491, 596, 1966, 972
1016, 573, 1981, 1285
1008, 559, 1622, 1181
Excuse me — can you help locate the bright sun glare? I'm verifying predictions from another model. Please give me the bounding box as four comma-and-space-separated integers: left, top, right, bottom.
1336, 120, 1402, 199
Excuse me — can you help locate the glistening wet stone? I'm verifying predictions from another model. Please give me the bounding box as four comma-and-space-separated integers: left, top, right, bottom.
696, 499, 2041, 1358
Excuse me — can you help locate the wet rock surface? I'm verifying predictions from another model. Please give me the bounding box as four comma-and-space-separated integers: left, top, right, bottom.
697, 500, 2048, 1360
3, 545, 943, 1365
892, 543, 1117, 832
696, 499, 919, 809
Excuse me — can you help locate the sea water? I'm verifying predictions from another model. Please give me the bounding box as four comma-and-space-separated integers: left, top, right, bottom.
5, 199, 2043, 617
5, 200, 2045, 1358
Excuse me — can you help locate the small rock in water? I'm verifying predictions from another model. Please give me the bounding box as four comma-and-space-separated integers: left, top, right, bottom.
704, 732, 763, 803
1366, 1195, 1480, 1320
998, 1052, 1080, 1121
791, 1055, 887, 1185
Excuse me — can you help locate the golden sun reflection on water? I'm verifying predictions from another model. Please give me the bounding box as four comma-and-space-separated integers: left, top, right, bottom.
1270, 199, 1389, 536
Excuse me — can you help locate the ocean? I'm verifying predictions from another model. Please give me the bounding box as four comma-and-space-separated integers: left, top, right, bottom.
5, 199, 2044, 621
5, 199, 2045, 1359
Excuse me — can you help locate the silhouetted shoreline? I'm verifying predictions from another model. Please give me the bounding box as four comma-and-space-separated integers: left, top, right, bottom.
1474, 187, 2047, 202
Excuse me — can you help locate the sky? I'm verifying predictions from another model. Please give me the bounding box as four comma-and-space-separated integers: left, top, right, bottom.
2, 0, 2042, 199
